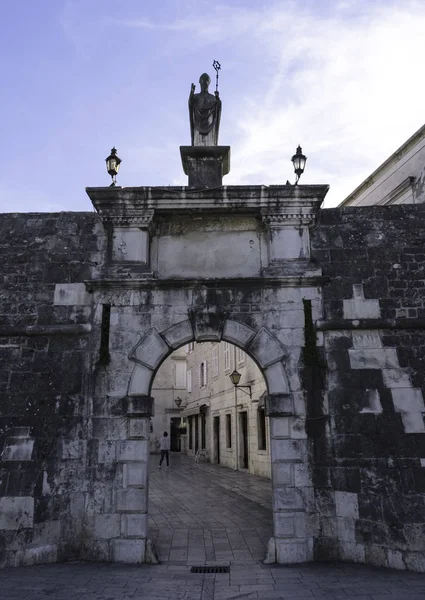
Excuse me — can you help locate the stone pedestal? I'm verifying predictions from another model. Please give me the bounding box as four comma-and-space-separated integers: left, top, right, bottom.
180, 146, 230, 188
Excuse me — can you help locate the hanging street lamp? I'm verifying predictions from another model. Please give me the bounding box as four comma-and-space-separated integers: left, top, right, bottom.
229, 369, 252, 398
105, 147, 122, 186
291, 145, 307, 185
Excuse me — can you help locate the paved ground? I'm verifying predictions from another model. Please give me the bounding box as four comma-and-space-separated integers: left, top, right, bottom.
1, 454, 425, 599
148, 453, 272, 563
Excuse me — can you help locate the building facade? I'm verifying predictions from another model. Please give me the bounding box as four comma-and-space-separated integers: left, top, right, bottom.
181, 341, 270, 478
340, 123, 425, 206
150, 347, 186, 454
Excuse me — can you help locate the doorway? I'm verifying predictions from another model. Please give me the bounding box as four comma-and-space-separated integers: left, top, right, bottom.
170, 417, 181, 452
194, 415, 199, 453
213, 416, 220, 464
239, 411, 249, 469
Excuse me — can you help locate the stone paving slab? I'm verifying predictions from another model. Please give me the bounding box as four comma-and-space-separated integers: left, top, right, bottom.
2, 454, 425, 598
149, 454, 272, 563
1, 562, 425, 599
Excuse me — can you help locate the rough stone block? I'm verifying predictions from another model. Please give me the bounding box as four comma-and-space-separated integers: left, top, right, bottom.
116, 489, 147, 512
98, 441, 116, 464
223, 320, 256, 347
293, 463, 311, 487
124, 463, 147, 487
33, 521, 61, 545
273, 487, 305, 511
129, 328, 169, 370
272, 463, 293, 486
128, 365, 154, 396
121, 514, 148, 538
0, 497, 34, 530
92, 417, 127, 440
400, 412, 425, 433
349, 348, 399, 370
117, 441, 148, 462
392, 388, 425, 413
270, 439, 305, 463
274, 515, 295, 538
112, 227, 149, 263
343, 298, 380, 319
335, 491, 359, 519
382, 369, 413, 389
61, 440, 86, 460
337, 517, 355, 543
94, 514, 121, 539
54, 283, 92, 306
112, 539, 146, 563
21, 544, 58, 566
339, 541, 365, 563
162, 320, 193, 349
2, 438, 34, 461
276, 539, 311, 563
263, 362, 289, 394
248, 328, 286, 368
352, 332, 382, 349
127, 396, 154, 417
269, 418, 289, 439
128, 418, 149, 439
266, 394, 293, 417
387, 549, 406, 570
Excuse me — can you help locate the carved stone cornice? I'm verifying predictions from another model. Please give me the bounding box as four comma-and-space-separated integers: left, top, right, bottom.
261, 207, 318, 228
96, 204, 155, 231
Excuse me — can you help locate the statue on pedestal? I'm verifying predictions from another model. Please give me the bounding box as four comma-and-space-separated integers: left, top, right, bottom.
189, 73, 221, 146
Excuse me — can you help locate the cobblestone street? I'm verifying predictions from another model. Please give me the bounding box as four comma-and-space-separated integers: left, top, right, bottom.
1, 454, 425, 599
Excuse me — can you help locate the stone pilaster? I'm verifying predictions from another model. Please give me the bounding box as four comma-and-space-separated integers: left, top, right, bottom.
265, 394, 313, 564
112, 395, 154, 563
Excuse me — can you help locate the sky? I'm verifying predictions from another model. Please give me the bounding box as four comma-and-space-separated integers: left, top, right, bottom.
2, 0, 425, 212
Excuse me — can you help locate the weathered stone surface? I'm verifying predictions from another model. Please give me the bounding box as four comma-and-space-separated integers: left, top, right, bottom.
2, 198, 425, 573
0, 497, 34, 530
112, 539, 146, 563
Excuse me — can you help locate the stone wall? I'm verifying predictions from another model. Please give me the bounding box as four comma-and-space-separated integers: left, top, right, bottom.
311, 204, 425, 570
0, 212, 102, 567
1, 200, 425, 571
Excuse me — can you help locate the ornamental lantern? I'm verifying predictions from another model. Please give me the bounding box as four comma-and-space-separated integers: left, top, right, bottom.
291, 145, 307, 184
105, 147, 122, 186
229, 369, 242, 386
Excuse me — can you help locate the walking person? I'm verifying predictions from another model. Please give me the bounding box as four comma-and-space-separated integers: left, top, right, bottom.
158, 431, 170, 468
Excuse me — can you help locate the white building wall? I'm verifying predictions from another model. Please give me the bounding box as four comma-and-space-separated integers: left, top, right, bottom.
182, 341, 270, 478
150, 347, 186, 453
340, 124, 425, 206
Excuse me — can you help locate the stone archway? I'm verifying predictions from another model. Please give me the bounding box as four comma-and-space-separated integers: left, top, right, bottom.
84, 181, 327, 567
113, 312, 311, 565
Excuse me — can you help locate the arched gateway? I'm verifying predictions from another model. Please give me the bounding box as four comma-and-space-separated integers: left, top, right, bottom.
84, 173, 328, 564
81, 72, 329, 564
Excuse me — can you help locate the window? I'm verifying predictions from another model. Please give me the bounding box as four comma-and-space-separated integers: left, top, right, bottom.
174, 360, 186, 388
224, 342, 231, 371
237, 346, 245, 365
186, 342, 194, 353
188, 416, 193, 450
212, 346, 219, 377
187, 368, 192, 393
258, 408, 267, 451
226, 414, 232, 448
200, 361, 207, 388
201, 413, 206, 449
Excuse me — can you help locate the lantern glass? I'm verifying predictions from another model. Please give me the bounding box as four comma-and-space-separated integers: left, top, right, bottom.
291, 145, 307, 176
229, 369, 242, 386
106, 147, 121, 179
